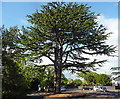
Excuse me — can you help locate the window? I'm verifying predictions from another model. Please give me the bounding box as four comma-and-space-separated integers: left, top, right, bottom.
111, 67, 120, 70
114, 76, 120, 81
112, 72, 120, 75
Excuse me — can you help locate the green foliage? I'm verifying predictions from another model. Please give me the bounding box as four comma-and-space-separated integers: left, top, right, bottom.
65, 78, 82, 87
2, 42, 27, 98
23, 66, 68, 90
21, 64, 54, 90
2, 59, 27, 98
96, 74, 112, 86
43, 66, 54, 89
66, 78, 75, 88
78, 71, 112, 86
82, 79, 88, 86
78, 71, 98, 84
20, 63, 46, 89
73, 79, 82, 86
61, 73, 68, 86
67, 78, 74, 85
5, 2, 115, 73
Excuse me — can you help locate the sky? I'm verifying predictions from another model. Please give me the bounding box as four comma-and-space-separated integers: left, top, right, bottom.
1, 1, 118, 79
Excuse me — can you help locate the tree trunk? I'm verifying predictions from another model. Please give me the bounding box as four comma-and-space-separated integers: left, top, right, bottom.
54, 41, 62, 94
54, 64, 62, 94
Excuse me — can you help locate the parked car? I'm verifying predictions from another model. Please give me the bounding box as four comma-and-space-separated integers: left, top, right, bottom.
93, 86, 99, 91
61, 87, 66, 91
93, 86, 107, 92
82, 86, 93, 90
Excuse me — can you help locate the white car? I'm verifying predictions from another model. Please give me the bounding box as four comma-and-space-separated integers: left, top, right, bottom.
61, 87, 66, 91
93, 86, 99, 91
82, 86, 93, 90
93, 86, 107, 92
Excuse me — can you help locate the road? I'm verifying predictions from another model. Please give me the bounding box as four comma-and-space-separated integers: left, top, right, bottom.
66, 88, 120, 98
82, 90, 120, 98
27, 88, 120, 99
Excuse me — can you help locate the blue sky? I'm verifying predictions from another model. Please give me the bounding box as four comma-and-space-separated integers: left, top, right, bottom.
2, 2, 118, 79
2, 2, 118, 28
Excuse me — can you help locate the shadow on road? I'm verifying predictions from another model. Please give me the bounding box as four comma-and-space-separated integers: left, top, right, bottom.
83, 90, 120, 98
27, 96, 44, 99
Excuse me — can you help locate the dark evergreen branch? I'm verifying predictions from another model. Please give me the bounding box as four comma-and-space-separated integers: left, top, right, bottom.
63, 52, 69, 65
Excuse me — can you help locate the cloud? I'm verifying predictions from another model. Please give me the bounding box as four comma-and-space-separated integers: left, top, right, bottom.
97, 15, 118, 46
40, 56, 53, 65
62, 70, 80, 80
94, 15, 118, 74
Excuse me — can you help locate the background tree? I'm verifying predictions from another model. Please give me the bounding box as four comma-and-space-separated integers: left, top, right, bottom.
96, 74, 112, 86
2, 26, 27, 99
4, 2, 116, 93
20, 63, 47, 90
78, 71, 98, 84
2, 53, 27, 99
65, 78, 82, 88
61, 73, 68, 87
66, 78, 75, 88
78, 71, 112, 86
73, 79, 82, 86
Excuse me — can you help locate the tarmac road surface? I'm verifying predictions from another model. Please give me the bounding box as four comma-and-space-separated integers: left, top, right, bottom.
82, 90, 120, 98
27, 88, 120, 99
65, 88, 120, 98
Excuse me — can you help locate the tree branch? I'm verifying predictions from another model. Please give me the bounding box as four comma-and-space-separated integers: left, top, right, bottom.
62, 43, 69, 55
63, 46, 85, 55
43, 54, 55, 63
63, 52, 69, 65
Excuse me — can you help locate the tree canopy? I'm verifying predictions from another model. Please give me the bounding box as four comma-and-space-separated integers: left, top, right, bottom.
97, 74, 112, 86
2, 2, 116, 93
78, 71, 98, 84
77, 71, 112, 86
2, 26, 27, 98
20, 2, 115, 71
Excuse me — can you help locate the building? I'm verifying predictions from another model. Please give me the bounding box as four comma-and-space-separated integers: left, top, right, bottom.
111, 66, 120, 89
111, 66, 120, 79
